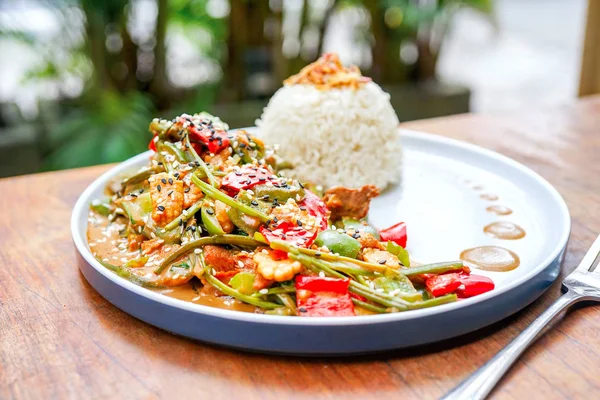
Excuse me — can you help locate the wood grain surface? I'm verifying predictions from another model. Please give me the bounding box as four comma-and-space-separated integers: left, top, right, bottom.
2, 96, 600, 400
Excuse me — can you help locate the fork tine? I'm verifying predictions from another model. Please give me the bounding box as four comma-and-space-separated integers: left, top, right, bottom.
575, 234, 600, 272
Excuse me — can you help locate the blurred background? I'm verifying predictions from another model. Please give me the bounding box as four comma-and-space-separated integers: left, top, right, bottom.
0, 0, 593, 177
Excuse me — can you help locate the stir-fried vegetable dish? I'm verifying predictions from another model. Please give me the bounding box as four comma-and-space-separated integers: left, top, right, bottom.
87, 112, 495, 316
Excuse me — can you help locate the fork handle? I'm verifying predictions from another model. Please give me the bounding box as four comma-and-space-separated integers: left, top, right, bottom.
442, 290, 583, 400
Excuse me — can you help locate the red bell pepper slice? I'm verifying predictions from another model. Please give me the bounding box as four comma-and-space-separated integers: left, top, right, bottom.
425, 271, 495, 298
221, 166, 278, 196
295, 275, 355, 317
188, 124, 230, 154
455, 274, 495, 298
379, 222, 407, 248
259, 220, 317, 248
297, 190, 329, 231
297, 293, 355, 317
425, 273, 463, 297
295, 275, 350, 294
148, 134, 158, 152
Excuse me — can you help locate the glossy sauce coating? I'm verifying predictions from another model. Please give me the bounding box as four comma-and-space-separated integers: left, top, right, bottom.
484, 221, 526, 240
460, 246, 520, 272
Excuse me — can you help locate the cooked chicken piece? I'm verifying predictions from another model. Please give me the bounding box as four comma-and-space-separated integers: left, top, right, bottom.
254, 251, 303, 282
141, 238, 164, 255
149, 172, 184, 227
203, 245, 237, 272
183, 182, 204, 209
322, 185, 380, 221
127, 233, 145, 251
361, 248, 401, 269
207, 147, 232, 168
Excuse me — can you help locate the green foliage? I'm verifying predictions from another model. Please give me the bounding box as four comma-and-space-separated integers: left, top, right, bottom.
43, 91, 154, 170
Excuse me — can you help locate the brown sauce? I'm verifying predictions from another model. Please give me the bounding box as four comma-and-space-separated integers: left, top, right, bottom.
486, 205, 513, 215
157, 284, 259, 313
460, 246, 520, 272
480, 193, 499, 201
483, 221, 526, 240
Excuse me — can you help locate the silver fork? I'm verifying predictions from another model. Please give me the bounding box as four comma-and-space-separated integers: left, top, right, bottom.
442, 235, 600, 400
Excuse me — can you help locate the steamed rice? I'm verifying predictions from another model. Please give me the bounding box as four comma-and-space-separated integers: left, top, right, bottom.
256, 81, 401, 189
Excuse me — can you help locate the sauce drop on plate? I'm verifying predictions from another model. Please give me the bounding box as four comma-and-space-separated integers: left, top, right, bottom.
480, 193, 499, 201
486, 205, 513, 215
460, 246, 520, 272
484, 221, 526, 240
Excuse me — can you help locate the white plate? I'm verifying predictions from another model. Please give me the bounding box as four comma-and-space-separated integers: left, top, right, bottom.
72, 129, 570, 355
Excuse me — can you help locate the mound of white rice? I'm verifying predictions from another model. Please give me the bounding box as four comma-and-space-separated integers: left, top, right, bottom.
256, 81, 401, 189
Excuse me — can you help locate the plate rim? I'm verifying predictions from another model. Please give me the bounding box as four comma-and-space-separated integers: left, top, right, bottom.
71, 129, 570, 327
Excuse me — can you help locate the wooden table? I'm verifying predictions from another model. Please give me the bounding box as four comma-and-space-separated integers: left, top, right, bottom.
2, 96, 600, 400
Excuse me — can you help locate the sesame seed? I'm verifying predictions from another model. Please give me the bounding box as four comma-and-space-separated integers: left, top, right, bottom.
157, 185, 162, 191
298, 307, 307, 313
378, 259, 386, 264
318, 271, 325, 278
184, 187, 190, 193
259, 289, 268, 294
194, 249, 202, 254
161, 178, 167, 184
206, 209, 214, 215
237, 261, 245, 268
157, 205, 165, 211
168, 178, 173, 185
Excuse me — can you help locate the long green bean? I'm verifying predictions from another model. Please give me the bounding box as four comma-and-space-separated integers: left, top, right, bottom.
351, 298, 388, 314
275, 293, 297, 314
97, 258, 163, 288
191, 174, 270, 222
185, 134, 217, 187
204, 272, 282, 310
400, 262, 464, 277
154, 234, 263, 274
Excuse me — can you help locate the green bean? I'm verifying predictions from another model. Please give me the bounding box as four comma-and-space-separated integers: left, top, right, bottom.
328, 262, 375, 276
351, 298, 388, 314
185, 134, 217, 187
97, 258, 163, 288
191, 175, 270, 222
405, 294, 457, 309
270, 240, 398, 275
154, 234, 263, 274
162, 141, 190, 162
400, 262, 464, 277
121, 167, 157, 187
163, 199, 204, 231
204, 271, 282, 310
275, 293, 297, 314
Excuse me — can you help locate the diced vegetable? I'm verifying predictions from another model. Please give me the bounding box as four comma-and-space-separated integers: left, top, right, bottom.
229, 271, 256, 294
455, 274, 495, 298
90, 199, 112, 216
252, 184, 304, 204
120, 193, 152, 225
296, 190, 329, 230
188, 124, 230, 154
295, 275, 355, 317
314, 230, 361, 259
424, 271, 494, 298
425, 273, 463, 297
201, 201, 225, 235
385, 240, 410, 267
295, 275, 350, 294
379, 222, 407, 247
220, 166, 277, 196
260, 220, 318, 248
373, 275, 422, 302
